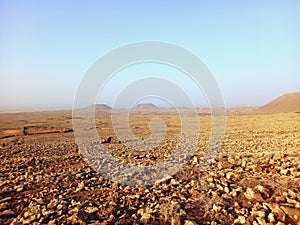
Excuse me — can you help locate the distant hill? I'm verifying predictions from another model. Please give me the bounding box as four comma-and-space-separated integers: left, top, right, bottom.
257, 92, 300, 113
135, 103, 158, 110
93, 104, 112, 111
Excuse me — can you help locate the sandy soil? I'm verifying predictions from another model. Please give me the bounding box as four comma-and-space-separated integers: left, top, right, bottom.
0, 110, 300, 224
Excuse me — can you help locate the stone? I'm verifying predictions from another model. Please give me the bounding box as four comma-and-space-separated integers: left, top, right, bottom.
0, 210, 15, 218
234, 215, 246, 224
140, 213, 152, 224
266, 203, 286, 222
48, 220, 56, 225
75, 181, 85, 192
280, 206, 300, 223
171, 215, 181, 225
184, 220, 196, 225
287, 189, 297, 198
255, 185, 270, 199
212, 204, 222, 212
0, 202, 9, 211
16, 187, 24, 192
84, 206, 98, 214
256, 217, 267, 225
137, 208, 144, 216
267, 213, 275, 223
67, 214, 85, 225
244, 188, 264, 202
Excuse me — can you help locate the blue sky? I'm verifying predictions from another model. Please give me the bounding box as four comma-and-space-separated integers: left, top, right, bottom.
1, 0, 299, 109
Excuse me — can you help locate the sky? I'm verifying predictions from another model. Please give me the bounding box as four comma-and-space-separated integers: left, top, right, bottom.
1, 0, 300, 110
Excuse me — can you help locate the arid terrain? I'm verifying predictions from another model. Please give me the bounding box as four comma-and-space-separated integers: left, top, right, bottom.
1, 98, 300, 224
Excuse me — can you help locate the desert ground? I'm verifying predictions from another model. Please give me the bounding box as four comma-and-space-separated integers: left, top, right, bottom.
0, 106, 300, 224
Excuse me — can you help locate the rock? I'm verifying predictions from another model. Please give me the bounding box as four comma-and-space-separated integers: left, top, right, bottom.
0, 210, 15, 218
170, 179, 179, 186
84, 206, 98, 214
23, 211, 30, 218
234, 215, 246, 224
265, 203, 286, 222
224, 186, 230, 194
0, 202, 9, 211
75, 181, 85, 192
137, 208, 144, 216
192, 156, 198, 164
256, 217, 267, 225
241, 159, 247, 168
67, 214, 85, 225
280, 206, 300, 223
218, 161, 233, 169
140, 213, 152, 224
171, 215, 181, 225
184, 220, 196, 225
0, 197, 12, 203
280, 169, 290, 175
287, 189, 297, 199
244, 188, 264, 201
255, 185, 270, 199
274, 196, 285, 203
255, 210, 266, 218
48, 220, 56, 225
22, 214, 36, 224
212, 204, 222, 212
267, 213, 275, 223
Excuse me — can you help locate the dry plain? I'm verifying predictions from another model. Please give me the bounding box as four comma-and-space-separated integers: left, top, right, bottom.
0, 109, 300, 225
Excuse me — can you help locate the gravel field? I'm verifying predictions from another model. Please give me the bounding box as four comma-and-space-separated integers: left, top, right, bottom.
0, 111, 300, 225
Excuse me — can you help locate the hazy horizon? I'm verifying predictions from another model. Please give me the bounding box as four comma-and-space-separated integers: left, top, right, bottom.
1, 1, 300, 111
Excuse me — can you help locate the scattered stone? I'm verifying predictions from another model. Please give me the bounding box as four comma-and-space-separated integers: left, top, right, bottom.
244, 188, 264, 201
280, 206, 300, 223
234, 215, 246, 224
0, 210, 15, 218
171, 215, 181, 225
0, 202, 9, 211
184, 220, 196, 225
266, 203, 286, 222
84, 206, 98, 214
75, 181, 85, 192
267, 213, 275, 223
255, 185, 270, 199
140, 213, 152, 224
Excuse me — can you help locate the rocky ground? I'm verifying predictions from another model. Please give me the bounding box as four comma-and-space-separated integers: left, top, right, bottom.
0, 111, 300, 224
